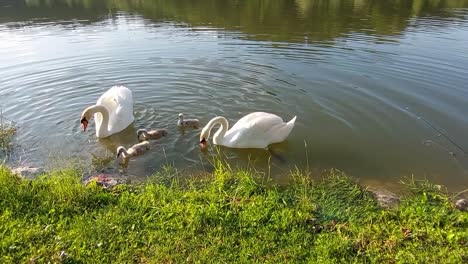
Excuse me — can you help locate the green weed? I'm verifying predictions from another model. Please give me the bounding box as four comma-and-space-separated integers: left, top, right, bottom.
0, 111, 17, 158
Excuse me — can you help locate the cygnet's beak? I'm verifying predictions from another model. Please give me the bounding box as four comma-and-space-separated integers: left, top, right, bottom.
81, 117, 88, 132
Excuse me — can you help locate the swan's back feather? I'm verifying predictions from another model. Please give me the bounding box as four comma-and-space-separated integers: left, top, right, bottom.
224, 112, 296, 148
95, 86, 134, 137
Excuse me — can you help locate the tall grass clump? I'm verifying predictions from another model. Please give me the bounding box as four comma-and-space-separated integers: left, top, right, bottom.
0, 110, 17, 157
0, 159, 466, 263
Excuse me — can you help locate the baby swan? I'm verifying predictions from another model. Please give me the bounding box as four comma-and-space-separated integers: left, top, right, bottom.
116, 141, 150, 163
137, 128, 168, 142
178, 113, 200, 129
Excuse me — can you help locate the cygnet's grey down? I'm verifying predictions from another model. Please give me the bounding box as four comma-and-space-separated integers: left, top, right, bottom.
178, 113, 199, 129
116, 141, 150, 164
137, 128, 168, 141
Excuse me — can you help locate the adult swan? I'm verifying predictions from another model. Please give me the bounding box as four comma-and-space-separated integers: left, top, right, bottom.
199, 112, 297, 149
80, 86, 135, 138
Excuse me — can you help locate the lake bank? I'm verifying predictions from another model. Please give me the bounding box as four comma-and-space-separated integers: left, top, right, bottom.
1, 162, 466, 263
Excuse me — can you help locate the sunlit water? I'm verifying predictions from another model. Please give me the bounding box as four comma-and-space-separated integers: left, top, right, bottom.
1, 0, 468, 191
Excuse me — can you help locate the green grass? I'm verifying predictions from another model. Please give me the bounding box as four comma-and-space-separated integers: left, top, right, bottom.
0, 161, 466, 263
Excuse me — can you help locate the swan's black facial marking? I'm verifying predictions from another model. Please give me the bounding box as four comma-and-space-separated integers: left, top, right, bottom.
80, 117, 88, 132
200, 138, 208, 150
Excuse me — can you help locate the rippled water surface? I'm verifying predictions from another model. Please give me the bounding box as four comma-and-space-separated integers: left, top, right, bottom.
1, 0, 468, 191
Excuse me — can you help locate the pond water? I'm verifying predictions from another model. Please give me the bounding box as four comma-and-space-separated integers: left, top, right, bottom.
1, 0, 468, 191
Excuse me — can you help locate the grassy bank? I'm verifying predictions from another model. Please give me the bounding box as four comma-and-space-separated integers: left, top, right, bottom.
0, 163, 467, 263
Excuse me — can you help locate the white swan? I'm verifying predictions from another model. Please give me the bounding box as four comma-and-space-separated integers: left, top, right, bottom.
80, 86, 134, 138
199, 112, 297, 149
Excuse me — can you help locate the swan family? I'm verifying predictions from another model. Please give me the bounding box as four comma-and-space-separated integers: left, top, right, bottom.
80, 86, 297, 165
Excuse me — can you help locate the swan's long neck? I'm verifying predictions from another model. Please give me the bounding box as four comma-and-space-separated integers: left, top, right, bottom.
85, 105, 110, 137
207, 116, 229, 144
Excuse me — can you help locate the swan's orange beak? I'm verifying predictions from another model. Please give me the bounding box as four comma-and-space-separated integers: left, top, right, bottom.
81, 117, 88, 132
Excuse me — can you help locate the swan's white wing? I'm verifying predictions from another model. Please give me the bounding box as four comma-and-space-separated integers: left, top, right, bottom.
230, 112, 284, 132
96, 86, 134, 134
226, 112, 289, 148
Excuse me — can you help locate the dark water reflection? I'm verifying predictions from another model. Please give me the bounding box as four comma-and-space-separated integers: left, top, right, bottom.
2, 0, 467, 42
1, 0, 468, 192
